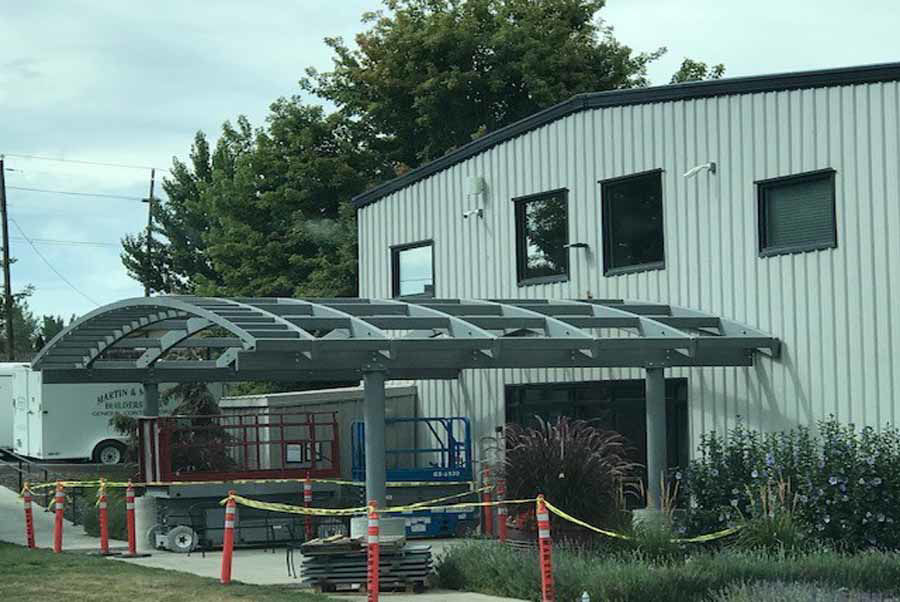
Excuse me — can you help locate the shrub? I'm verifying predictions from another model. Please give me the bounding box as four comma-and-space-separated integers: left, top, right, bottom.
629, 519, 685, 563
678, 418, 900, 551
732, 479, 810, 554
81, 486, 128, 541
501, 416, 639, 530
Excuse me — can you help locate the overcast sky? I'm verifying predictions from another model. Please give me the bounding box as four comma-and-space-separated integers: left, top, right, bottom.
2, 0, 899, 321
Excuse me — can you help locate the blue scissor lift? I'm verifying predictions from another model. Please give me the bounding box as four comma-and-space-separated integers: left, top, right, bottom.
351, 417, 477, 538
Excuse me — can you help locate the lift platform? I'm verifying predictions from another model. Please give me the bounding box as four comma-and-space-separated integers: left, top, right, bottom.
137, 407, 347, 552
351, 417, 477, 538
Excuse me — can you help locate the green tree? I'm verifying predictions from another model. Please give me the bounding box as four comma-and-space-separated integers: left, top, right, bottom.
0, 291, 39, 359
304, 0, 664, 167
32, 314, 70, 351
121, 103, 384, 298
121, 122, 252, 294
196, 102, 383, 298
670, 58, 725, 84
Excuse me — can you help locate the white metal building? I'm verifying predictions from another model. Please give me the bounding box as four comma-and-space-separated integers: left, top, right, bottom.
352, 62, 900, 472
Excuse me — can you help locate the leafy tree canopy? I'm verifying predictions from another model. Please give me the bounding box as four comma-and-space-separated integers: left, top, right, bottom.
670, 58, 725, 84
304, 0, 664, 167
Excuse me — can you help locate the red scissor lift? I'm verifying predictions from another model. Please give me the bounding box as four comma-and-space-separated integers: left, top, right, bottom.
138, 407, 346, 553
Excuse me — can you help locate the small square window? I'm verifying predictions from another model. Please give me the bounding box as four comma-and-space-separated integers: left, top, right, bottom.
513, 189, 569, 285
391, 241, 434, 297
757, 169, 837, 256
601, 170, 665, 275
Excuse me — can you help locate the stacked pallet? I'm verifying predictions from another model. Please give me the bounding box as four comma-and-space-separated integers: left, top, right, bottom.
300, 535, 432, 593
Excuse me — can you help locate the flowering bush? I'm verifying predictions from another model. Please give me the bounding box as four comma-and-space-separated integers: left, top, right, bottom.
677, 418, 900, 551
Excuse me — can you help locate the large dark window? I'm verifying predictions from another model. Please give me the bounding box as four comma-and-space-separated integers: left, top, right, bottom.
601, 170, 665, 275
757, 169, 837, 256
391, 241, 434, 298
513, 189, 569, 285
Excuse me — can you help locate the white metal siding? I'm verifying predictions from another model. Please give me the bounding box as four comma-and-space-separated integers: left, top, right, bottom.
358, 81, 900, 460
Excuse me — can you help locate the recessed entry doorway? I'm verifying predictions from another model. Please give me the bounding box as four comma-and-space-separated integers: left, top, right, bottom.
504, 378, 689, 492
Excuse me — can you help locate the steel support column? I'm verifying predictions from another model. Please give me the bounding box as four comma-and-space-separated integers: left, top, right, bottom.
645, 367, 666, 510
143, 383, 160, 417
363, 371, 387, 507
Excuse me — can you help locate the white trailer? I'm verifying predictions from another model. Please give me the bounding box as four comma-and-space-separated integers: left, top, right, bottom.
1, 363, 222, 464
0, 363, 29, 451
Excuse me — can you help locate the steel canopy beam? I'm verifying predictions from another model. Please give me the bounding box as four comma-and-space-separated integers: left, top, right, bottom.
32, 296, 779, 381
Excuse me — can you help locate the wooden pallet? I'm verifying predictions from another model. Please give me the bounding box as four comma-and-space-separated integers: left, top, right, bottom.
312, 578, 427, 594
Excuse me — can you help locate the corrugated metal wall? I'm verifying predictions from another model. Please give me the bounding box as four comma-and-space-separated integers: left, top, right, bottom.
358, 81, 900, 461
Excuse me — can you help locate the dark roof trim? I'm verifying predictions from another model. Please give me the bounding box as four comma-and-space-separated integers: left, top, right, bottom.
352, 61, 900, 208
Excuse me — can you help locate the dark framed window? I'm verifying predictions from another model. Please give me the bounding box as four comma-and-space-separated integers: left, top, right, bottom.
757, 169, 837, 256
513, 188, 569, 285
600, 169, 665, 275
391, 240, 434, 298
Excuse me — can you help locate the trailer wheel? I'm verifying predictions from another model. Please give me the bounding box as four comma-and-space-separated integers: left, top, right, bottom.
165, 525, 198, 553
93, 440, 126, 465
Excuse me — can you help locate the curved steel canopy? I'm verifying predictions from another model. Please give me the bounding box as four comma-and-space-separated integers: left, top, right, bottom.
32, 296, 780, 383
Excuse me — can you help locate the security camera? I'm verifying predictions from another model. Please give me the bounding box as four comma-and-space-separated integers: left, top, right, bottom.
683, 162, 717, 178
462, 208, 483, 219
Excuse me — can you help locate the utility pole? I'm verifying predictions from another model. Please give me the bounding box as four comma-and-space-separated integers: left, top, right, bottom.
0, 156, 14, 360
142, 168, 155, 297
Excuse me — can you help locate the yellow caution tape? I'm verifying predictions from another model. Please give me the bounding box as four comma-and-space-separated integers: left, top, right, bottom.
388, 498, 536, 513
28, 477, 476, 490
672, 527, 742, 544
542, 499, 741, 544
29, 480, 107, 491
397, 485, 489, 511
222, 491, 535, 516
227, 494, 368, 516
542, 499, 632, 541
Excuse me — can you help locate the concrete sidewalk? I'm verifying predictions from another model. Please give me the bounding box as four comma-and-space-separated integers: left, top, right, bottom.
0, 486, 523, 601
0, 483, 105, 551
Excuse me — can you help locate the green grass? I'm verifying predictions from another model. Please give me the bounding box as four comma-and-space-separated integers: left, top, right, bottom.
435, 540, 900, 602
0, 542, 328, 601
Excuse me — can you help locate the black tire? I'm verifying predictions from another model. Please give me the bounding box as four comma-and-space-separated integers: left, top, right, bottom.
93, 440, 126, 465
166, 525, 199, 553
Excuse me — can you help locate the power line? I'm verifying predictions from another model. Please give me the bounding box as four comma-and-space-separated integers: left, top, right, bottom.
6, 185, 145, 202
3, 153, 169, 172
9, 218, 101, 306
10, 236, 120, 248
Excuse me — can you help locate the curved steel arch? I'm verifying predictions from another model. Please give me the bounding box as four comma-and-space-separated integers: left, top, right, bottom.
33, 297, 261, 369
33, 296, 779, 383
